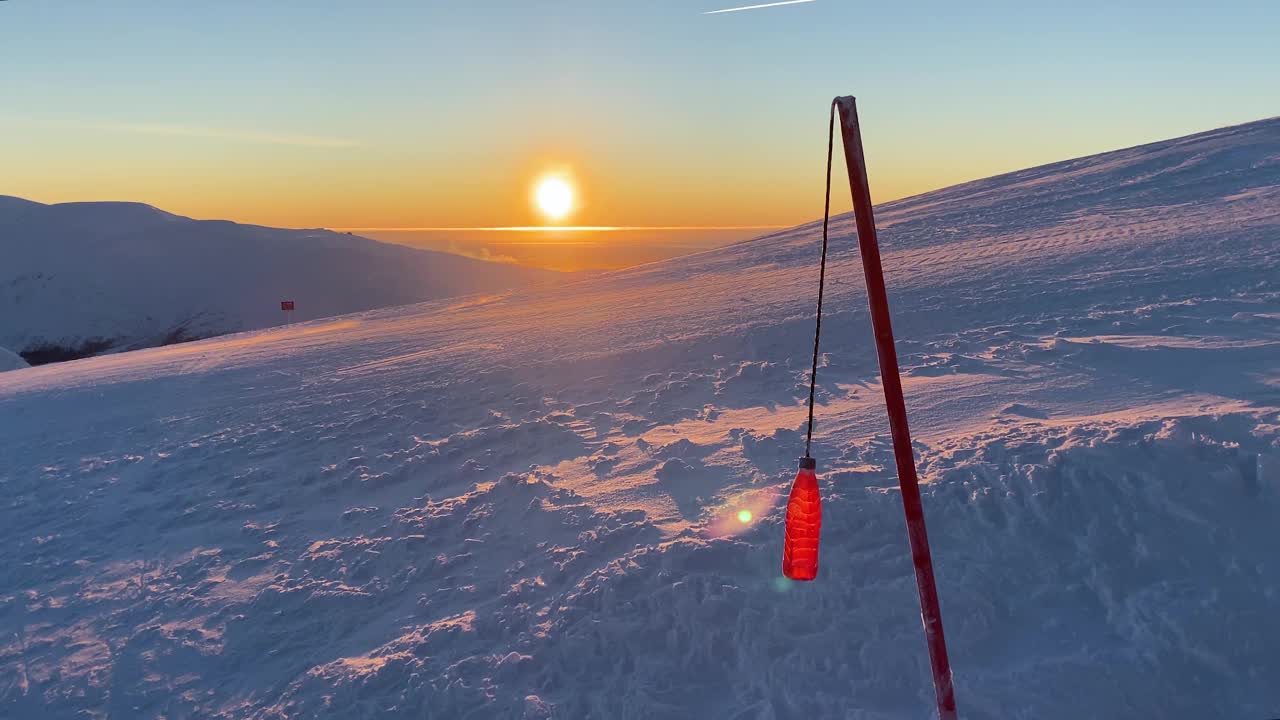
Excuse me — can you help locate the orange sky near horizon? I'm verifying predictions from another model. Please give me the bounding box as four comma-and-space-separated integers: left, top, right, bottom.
8, 82, 1172, 236
2, 134, 1055, 233
2, 139, 935, 231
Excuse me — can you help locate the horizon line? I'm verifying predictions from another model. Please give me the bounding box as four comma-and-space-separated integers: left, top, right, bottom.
332, 225, 792, 233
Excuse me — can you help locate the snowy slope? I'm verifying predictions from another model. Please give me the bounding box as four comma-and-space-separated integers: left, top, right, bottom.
2, 118, 1279, 720
0, 197, 557, 363
0, 347, 28, 372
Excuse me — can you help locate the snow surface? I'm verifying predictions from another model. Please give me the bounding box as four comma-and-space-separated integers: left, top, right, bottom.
0, 197, 557, 363
2, 118, 1279, 719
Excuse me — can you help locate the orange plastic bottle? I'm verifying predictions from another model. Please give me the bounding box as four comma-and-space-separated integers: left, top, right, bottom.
782, 457, 821, 581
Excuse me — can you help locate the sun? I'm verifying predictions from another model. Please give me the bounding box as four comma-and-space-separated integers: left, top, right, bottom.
534, 176, 574, 222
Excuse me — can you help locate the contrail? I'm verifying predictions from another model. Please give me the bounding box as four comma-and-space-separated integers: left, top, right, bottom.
704, 0, 815, 14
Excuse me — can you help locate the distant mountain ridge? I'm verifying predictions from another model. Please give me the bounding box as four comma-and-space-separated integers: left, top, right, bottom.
0, 197, 560, 364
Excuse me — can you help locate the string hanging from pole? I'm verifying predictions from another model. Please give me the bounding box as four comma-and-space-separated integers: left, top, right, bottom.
804, 99, 836, 459
782, 100, 837, 583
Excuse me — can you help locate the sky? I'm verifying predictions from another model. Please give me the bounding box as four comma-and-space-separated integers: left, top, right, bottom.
2, 0, 1277, 269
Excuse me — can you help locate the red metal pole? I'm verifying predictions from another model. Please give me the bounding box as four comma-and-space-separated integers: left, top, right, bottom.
834, 96, 958, 720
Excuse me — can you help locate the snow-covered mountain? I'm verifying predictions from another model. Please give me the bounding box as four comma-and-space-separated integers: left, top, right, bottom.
0, 197, 558, 363
2, 118, 1278, 719
0, 347, 28, 372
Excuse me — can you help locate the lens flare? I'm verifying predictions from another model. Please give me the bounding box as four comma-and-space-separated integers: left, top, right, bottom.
705, 488, 783, 538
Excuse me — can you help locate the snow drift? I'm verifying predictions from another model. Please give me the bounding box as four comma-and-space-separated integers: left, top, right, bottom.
1, 118, 1278, 719
0, 196, 558, 364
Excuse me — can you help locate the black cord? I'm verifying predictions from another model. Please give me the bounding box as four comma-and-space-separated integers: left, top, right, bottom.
805, 101, 836, 459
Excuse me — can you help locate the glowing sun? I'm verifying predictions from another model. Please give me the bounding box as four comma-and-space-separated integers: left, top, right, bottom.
534, 177, 574, 222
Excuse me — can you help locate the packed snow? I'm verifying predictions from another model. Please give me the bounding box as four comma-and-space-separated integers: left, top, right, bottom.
2, 118, 1278, 719
0, 196, 557, 365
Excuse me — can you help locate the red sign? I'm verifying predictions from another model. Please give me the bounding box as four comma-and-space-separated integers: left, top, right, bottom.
280, 301, 295, 311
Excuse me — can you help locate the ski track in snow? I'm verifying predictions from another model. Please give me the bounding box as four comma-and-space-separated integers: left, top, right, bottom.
1, 119, 1279, 719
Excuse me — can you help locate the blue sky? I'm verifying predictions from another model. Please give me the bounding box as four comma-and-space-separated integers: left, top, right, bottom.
2, 0, 1276, 232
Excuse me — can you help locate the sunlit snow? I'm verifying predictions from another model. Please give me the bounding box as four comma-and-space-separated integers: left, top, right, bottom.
2, 118, 1278, 719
